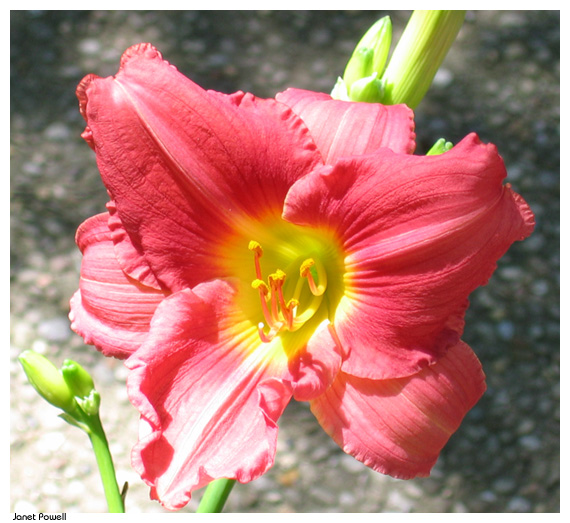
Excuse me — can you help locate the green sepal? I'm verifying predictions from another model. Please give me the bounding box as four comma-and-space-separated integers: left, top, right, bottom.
59, 412, 90, 433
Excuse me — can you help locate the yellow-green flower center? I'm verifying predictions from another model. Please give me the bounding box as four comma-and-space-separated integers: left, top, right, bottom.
248, 240, 329, 343
221, 219, 344, 356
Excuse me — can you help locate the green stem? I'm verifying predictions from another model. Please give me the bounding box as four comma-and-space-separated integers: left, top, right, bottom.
87, 415, 125, 513
196, 478, 236, 513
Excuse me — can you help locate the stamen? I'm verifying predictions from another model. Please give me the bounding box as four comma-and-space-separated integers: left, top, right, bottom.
268, 270, 286, 323
269, 270, 291, 324
251, 279, 269, 296
248, 240, 263, 256
300, 258, 326, 296
285, 299, 299, 329
268, 269, 286, 284
251, 279, 275, 328
249, 241, 329, 343
299, 258, 315, 277
248, 240, 264, 280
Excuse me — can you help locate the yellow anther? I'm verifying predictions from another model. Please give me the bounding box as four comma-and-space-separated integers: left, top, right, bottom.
300, 257, 326, 296
299, 258, 315, 278
248, 240, 263, 257
268, 269, 286, 286
251, 279, 269, 296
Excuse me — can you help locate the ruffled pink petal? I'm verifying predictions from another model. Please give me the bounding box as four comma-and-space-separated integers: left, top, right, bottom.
310, 341, 486, 479
126, 279, 293, 510
276, 88, 416, 162
69, 213, 167, 358
76, 43, 322, 292
284, 133, 535, 379
286, 321, 344, 402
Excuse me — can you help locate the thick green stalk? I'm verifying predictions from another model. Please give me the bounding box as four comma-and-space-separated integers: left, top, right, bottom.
87, 415, 125, 513
196, 478, 236, 513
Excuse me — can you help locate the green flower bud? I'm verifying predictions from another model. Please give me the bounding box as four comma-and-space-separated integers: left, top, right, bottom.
76, 389, 101, 417
333, 16, 392, 101
347, 73, 386, 103
61, 359, 95, 398
61, 359, 100, 416
353, 16, 392, 77
19, 350, 76, 413
343, 47, 374, 92
380, 10, 466, 109
426, 138, 454, 155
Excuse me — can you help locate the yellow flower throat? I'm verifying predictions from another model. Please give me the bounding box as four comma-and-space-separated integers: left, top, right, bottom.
218, 218, 344, 353
248, 240, 329, 343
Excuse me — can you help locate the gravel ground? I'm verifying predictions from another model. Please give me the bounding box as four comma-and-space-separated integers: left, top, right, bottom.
10, 10, 560, 513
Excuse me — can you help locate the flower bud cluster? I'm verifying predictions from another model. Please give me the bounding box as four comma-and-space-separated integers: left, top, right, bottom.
19, 351, 100, 419
332, 11, 465, 109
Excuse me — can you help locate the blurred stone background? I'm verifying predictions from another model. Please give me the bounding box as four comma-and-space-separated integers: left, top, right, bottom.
10, 10, 559, 513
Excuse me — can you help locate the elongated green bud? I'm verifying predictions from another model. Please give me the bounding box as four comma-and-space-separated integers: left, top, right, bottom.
353, 16, 393, 77
19, 351, 76, 413
344, 47, 374, 91
380, 10, 466, 108
333, 16, 392, 102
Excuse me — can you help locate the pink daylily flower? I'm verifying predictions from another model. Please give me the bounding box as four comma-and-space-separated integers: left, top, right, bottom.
70, 43, 534, 510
